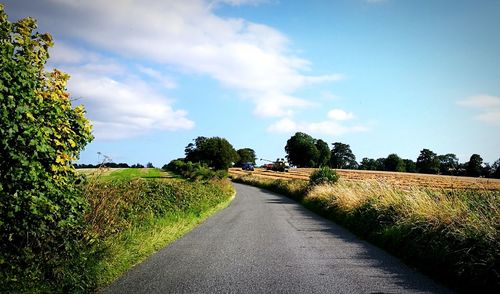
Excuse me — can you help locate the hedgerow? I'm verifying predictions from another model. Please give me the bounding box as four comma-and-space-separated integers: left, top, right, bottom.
0, 5, 94, 292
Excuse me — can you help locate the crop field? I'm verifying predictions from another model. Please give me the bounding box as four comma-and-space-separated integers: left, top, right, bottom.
229, 167, 500, 190
77, 168, 170, 180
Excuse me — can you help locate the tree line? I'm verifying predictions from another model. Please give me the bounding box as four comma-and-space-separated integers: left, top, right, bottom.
167, 136, 256, 170
75, 162, 154, 168
284, 132, 500, 178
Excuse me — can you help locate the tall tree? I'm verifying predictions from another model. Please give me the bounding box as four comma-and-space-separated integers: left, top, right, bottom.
359, 158, 378, 170
491, 158, 500, 179
416, 148, 440, 174
285, 132, 319, 167
330, 142, 357, 169
465, 154, 483, 177
438, 153, 459, 175
315, 139, 331, 167
184, 136, 238, 170
235, 148, 257, 166
384, 154, 405, 172
403, 159, 417, 173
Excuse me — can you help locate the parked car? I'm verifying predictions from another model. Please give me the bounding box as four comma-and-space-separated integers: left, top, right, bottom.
241, 162, 255, 171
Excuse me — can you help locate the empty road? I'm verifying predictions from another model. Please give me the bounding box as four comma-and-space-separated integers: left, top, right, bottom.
104, 183, 451, 293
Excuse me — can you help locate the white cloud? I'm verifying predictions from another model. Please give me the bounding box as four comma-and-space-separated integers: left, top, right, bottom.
475, 110, 500, 125
48, 43, 194, 139
137, 66, 177, 89
267, 110, 368, 136
69, 73, 194, 139
327, 109, 354, 121
457, 95, 500, 108
9, 0, 341, 119
458, 94, 500, 126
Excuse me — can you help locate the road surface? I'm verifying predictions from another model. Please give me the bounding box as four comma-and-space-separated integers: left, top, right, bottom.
103, 183, 451, 293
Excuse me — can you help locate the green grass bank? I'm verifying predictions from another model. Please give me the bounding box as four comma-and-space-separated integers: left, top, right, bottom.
85, 169, 235, 289
231, 174, 499, 292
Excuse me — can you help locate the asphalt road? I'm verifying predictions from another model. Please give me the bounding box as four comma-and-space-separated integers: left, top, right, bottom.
103, 183, 451, 294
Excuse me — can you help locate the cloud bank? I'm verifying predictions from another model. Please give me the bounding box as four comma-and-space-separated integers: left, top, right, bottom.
6, 0, 349, 138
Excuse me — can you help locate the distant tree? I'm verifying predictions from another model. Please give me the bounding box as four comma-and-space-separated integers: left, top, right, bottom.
491, 159, 500, 179
330, 142, 357, 169
359, 158, 378, 170
465, 154, 483, 177
235, 148, 257, 166
481, 162, 492, 178
416, 149, 440, 174
184, 136, 238, 170
375, 158, 386, 170
131, 163, 144, 168
438, 153, 459, 175
384, 154, 405, 172
185, 136, 208, 163
146, 162, 154, 168
315, 139, 331, 167
285, 132, 319, 167
402, 159, 417, 173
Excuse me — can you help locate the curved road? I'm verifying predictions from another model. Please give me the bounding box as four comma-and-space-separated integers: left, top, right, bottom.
104, 183, 451, 293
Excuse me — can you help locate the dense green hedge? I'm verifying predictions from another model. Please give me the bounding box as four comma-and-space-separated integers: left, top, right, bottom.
0, 6, 94, 292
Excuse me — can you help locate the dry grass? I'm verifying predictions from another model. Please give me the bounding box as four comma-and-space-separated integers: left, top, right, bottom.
231, 173, 500, 291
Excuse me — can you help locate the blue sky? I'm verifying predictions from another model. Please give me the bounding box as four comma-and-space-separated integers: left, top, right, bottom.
5, 0, 500, 166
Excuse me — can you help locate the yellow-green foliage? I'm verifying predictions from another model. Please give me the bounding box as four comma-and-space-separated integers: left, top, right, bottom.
0, 5, 93, 292
232, 174, 500, 291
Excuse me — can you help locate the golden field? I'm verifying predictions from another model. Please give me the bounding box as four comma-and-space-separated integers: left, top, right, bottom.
229, 167, 500, 190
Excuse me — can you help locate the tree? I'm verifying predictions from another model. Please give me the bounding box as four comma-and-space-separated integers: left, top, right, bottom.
315, 139, 331, 167
465, 154, 483, 177
438, 153, 459, 175
416, 149, 440, 174
402, 159, 417, 173
359, 158, 378, 170
146, 162, 154, 168
184, 136, 238, 170
285, 132, 319, 167
375, 158, 386, 170
0, 6, 94, 291
330, 142, 357, 169
491, 159, 500, 179
384, 154, 405, 172
235, 148, 256, 166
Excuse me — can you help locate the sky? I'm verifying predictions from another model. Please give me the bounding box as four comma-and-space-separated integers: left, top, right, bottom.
4, 0, 500, 167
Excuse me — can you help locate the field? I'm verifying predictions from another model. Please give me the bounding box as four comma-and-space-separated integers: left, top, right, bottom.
229, 167, 500, 190
77, 167, 170, 180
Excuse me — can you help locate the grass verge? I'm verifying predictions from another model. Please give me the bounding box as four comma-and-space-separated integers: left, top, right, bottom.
83, 173, 235, 289
95, 192, 234, 286
231, 174, 499, 292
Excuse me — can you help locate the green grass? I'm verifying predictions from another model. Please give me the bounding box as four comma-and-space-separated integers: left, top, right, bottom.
83, 172, 235, 289
95, 193, 234, 286
98, 168, 168, 181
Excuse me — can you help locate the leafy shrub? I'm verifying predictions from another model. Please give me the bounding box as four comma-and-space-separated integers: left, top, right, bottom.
165, 159, 227, 181
0, 6, 94, 292
309, 167, 339, 186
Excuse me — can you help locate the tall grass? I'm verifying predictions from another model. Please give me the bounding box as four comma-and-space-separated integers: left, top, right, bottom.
232, 174, 499, 292
82, 174, 235, 288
